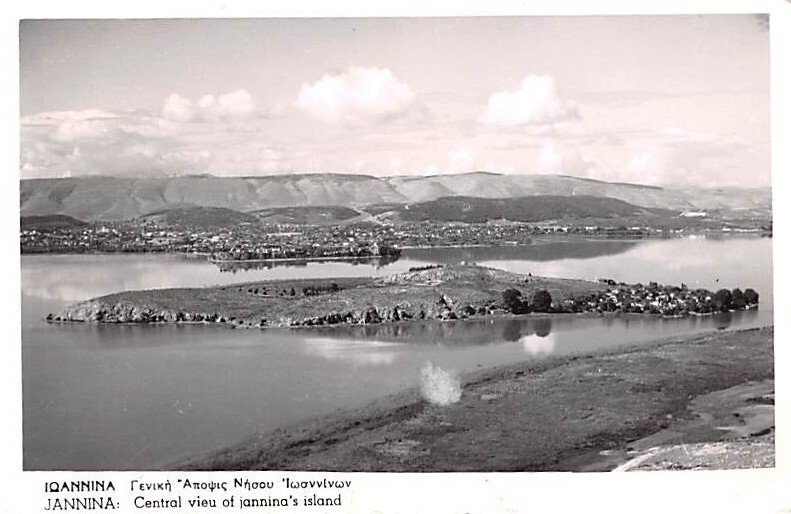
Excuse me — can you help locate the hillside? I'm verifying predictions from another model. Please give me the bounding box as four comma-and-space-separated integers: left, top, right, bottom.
374, 195, 674, 223
19, 173, 771, 221
20, 214, 88, 230
250, 205, 361, 225
139, 206, 259, 229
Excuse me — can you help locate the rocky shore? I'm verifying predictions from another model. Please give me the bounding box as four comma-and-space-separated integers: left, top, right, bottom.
48, 263, 759, 327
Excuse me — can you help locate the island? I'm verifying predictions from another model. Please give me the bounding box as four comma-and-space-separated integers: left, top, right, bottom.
48, 263, 759, 327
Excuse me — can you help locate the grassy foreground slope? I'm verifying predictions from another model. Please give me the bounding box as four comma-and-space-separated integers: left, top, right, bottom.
179, 327, 773, 472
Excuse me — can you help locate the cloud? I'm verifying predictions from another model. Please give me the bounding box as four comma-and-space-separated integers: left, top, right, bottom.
537, 142, 562, 171
162, 93, 197, 122
21, 109, 116, 142
218, 90, 256, 118
21, 109, 208, 178
296, 66, 415, 124
21, 109, 120, 126
51, 119, 109, 142
447, 147, 475, 172
481, 75, 579, 126
161, 89, 259, 122
196, 90, 257, 121
612, 126, 762, 186
19, 92, 767, 187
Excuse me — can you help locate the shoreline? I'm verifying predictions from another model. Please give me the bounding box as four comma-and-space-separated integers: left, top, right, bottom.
45, 307, 762, 332
21, 231, 769, 258
176, 326, 773, 472
208, 255, 394, 264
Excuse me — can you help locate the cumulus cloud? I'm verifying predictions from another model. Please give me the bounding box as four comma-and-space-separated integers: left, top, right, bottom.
446, 147, 476, 173
161, 89, 258, 122
162, 93, 197, 122
481, 75, 579, 126
296, 66, 415, 124
196, 90, 257, 121
217, 90, 256, 118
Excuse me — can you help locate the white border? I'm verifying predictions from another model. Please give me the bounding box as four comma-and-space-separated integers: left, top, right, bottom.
2, 1, 789, 512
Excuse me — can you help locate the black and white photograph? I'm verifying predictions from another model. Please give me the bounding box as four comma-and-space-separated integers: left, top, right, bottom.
13, 8, 782, 491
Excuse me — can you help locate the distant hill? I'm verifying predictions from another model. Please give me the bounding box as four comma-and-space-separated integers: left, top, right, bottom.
250, 205, 361, 225
139, 207, 259, 229
19, 173, 771, 221
376, 195, 676, 223
20, 214, 88, 230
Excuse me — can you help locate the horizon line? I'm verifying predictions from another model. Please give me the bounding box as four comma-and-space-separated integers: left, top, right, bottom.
17, 171, 774, 190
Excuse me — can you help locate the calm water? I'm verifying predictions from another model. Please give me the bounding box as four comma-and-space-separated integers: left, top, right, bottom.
21, 237, 773, 470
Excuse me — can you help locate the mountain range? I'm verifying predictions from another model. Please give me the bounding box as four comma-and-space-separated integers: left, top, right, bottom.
19, 173, 771, 221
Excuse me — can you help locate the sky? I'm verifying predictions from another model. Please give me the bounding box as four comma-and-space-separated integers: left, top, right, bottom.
19, 15, 770, 187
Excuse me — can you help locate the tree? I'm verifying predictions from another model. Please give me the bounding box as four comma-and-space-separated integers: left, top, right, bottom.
744, 288, 759, 305
713, 289, 732, 312
502, 288, 522, 309
731, 288, 747, 309
501, 288, 530, 314
531, 290, 553, 312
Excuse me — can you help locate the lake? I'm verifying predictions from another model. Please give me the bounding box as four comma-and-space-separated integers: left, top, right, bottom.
21, 237, 773, 470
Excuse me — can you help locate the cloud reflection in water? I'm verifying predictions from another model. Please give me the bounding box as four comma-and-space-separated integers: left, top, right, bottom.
301, 337, 401, 367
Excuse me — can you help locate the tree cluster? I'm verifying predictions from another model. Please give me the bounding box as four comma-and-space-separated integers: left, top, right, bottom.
501, 288, 553, 314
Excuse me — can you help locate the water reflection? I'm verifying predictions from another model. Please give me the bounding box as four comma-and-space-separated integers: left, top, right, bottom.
20, 253, 417, 305
502, 318, 553, 341
314, 318, 560, 346
301, 338, 401, 367
213, 255, 400, 273
520, 334, 556, 356
304, 308, 762, 360
66, 323, 236, 350
404, 239, 638, 263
